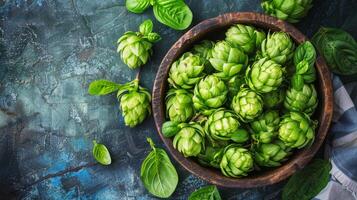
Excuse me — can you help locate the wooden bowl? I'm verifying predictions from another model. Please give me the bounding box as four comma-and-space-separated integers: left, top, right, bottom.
152, 12, 333, 188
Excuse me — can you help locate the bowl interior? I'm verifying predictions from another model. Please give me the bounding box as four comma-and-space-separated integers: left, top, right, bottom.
152, 12, 333, 188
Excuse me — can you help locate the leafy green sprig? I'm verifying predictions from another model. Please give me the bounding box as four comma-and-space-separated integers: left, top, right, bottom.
125, 0, 193, 30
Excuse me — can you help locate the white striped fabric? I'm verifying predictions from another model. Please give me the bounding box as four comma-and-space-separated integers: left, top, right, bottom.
315, 75, 357, 200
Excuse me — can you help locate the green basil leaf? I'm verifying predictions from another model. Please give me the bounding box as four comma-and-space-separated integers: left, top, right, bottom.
291, 74, 304, 91
152, 0, 193, 30
294, 41, 316, 67
141, 138, 178, 198
162, 121, 180, 137
188, 185, 222, 200
92, 140, 112, 165
146, 32, 161, 43
139, 19, 153, 35
88, 80, 121, 96
126, 0, 151, 14
312, 27, 357, 75
296, 60, 310, 75
282, 159, 331, 200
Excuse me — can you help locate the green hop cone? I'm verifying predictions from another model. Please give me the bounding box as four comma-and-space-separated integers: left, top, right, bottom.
198, 146, 224, 169
168, 52, 205, 89
165, 89, 194, 123
117, 19, 161, 69
255, 30, 266, 48
117, 79, 151, 127
226, 24, 262, 54
117, 32, 152, 68
192, 40, 216, 73
205, 109, 249, 143
250, 110, 280, 144
253, 139, 291, 167
231, 87, 263, 122
261, 32, 295, 65
193, 75, 228, 115
173, 122, 205, 157
262, 88, 285, 108
279, 111, 316, 148
284, 84, 318, 116
220, 145, 254, 177
227, 75, 245, 101
246, 58, 284, 93
192, 40, 215, 61
261, 0, 313, 23
209, 41, 248, 80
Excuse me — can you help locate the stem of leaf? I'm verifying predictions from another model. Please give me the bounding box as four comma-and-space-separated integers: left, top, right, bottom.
135, 67, 142, 81
133, 68, 142, 90
147, 137, 156, 151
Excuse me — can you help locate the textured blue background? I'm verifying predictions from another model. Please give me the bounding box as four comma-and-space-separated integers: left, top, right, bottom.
0, 0, 356, 199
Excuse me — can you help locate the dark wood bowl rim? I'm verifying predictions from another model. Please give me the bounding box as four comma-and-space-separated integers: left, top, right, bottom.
152, 12, 333, 188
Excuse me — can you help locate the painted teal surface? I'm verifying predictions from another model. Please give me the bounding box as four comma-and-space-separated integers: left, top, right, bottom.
0, 0, 356, 199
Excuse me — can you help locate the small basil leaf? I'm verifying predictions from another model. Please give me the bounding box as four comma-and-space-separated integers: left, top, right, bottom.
139, 19, 153, 35
92, 140, 111, 165
282, 159, 331, 200
294, 41, 316, 67
126, 0, 151, 14
296, 60, 310, 75
291, 74, 304, 91
141, 138, 178, 198
188, 185, 222, 200
146, 32, 161, 43
88, 80, 121, 96
162, 121, 180, 137
230, 129, 249, 143
152, 0, 193, 30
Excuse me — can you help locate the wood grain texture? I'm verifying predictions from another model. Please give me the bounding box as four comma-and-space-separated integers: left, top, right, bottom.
152, 12, 333, 188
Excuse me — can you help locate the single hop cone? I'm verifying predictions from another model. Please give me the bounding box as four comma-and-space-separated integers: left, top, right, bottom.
168, 52, 205, 89
220, 145, 254, 177
246, 58, 284, 93
253, 139, 291, 167
173, 122, 205, 157
261, 32, 295, 65
250, 110, 280, 144
118, 80, 151, 127
261, 0, 313, 23
209, 41, 248, 80
117, 19, 161, 69
193, 75, 228, 115
165, 89, 194, 123
284, 84, 318, 116
226, 24, 266, 54
231, 87, 263, 122
205, 109, 249, 143
278, 111, 316, 149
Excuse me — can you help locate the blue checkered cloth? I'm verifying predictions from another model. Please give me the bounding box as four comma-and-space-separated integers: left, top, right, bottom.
314, 75, 357, 200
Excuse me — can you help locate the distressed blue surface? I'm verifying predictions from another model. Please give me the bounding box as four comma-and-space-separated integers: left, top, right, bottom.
0, 0, 356, 199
